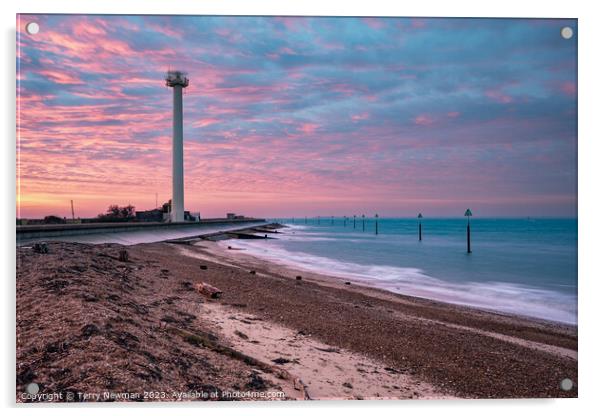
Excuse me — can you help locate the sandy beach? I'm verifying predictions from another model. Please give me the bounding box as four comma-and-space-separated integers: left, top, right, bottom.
16, 239, 577, 402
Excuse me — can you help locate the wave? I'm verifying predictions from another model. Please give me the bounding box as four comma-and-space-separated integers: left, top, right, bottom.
221, 238, 577, 325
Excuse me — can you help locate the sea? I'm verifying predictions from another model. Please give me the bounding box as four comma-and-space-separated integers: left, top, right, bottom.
221, 218, 577, 324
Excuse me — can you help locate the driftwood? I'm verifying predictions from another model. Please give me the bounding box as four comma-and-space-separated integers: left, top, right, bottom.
195, 282, 222, 299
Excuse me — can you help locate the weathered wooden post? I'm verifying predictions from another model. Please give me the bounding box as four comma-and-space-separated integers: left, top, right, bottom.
353, 215, 356, 229
362, 214, 365, 232
418, 213, 423, 241
375, 213, 379, 235
465, 208, 472, 254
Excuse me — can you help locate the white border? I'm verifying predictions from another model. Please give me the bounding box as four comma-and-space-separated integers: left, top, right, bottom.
3, 1, 601, 415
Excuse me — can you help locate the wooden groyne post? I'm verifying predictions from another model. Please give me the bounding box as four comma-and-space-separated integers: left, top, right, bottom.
362, 214, 365, 232
418, 213, 423, 241
465, 208, 472, 254
375, 213, 379, 235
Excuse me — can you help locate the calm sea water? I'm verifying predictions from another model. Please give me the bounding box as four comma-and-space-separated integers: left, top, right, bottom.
223, 218, 577, 324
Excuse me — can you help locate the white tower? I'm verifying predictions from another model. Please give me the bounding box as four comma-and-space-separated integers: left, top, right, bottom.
165, 70, 189, 222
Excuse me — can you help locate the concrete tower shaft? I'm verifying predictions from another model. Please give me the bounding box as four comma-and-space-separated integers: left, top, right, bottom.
165, 71, 189, 222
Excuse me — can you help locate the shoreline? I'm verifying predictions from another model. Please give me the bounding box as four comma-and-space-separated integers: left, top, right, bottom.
204, 239, 577, 330
16, 240, 577, 401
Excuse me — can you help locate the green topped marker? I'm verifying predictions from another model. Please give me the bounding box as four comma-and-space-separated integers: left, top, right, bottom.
465, 208, 473, 253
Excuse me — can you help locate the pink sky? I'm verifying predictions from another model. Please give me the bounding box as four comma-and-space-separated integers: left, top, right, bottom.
17, 15, 577, 219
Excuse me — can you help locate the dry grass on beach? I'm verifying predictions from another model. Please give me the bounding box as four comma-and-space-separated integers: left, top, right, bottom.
16, 240, 577, 401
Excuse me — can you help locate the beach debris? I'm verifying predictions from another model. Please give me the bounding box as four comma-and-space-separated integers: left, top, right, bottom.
195, 282, 223, 299
199, 265, 208, 270
228, 246, 232, 250
342, 382, 353, 389
296, 275, 302, 280
271, 357, 291, 365
345, 281, 351, 285
33, 242, 48, 254
315, 346, 340, 353
249, 270, 256, 275
234, 330, 249, 340
118, 250, 129, 262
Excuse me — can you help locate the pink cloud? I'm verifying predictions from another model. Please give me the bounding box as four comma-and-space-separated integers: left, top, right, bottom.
414, 114, 435, 126
447, 111, 461, 118
560, 81, 576, 96
192, 118, 221, 128
485, 89, 514, 104
299, 123, 319, 134
411, 19, 427, 28
362, 18, 385, 30
351, 112, 370, 122
37, 69, 83, 85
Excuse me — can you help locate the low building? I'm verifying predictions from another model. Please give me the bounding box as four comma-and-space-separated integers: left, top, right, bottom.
135, 209, 164, 222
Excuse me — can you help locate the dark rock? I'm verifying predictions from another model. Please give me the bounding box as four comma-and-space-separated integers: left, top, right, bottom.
118, 250, 129, 262
345, 281, 351, 285
272, 357, 291, 365
45, 341, 61, 354
81, 324, 101, 338
199, 265, 208, 270
161, 315, 178, 324
16, 367, 35, 385
296, 276, 302, 280
83, 293, 99, 302
249, 270, 256, 275
234, 330, 249, 340
109, 331, 140, 350
43, 278, 70, 292
33, 242, 48, 254
246, 372, 267, 390
343, 382, 353, 389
